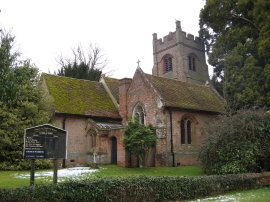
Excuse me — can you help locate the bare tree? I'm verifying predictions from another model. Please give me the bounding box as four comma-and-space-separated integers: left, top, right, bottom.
56, 44, 107, 81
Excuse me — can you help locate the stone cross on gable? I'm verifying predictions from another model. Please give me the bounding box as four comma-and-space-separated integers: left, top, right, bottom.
137, 59, 141, 68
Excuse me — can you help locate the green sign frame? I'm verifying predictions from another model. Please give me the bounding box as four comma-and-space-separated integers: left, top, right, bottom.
24, 124, 67, 159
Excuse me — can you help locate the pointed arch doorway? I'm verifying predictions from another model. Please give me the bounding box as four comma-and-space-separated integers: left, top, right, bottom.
111, 137, 117, 164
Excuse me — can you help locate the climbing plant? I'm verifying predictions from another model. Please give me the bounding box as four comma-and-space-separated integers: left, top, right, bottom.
123, 120, 157, 168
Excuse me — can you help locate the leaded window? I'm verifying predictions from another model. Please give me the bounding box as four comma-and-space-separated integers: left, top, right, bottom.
133, 105, 145, 125
180, 119, 192, 144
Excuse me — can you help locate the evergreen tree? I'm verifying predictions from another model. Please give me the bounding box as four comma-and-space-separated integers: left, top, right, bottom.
200, 0, 270, 110
0, 31, 51, 170
210, 75, 224, 97
56, 45, 107, 81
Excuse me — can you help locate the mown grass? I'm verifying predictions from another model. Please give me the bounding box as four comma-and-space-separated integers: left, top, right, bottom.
93, 165, 203, 178
0, 171, 28, 188
190, 187, 270, 202
0, 165, 202, 189
0, 170, 50, 189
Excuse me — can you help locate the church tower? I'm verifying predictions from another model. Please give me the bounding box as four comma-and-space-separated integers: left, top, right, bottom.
152, 20, 209, 85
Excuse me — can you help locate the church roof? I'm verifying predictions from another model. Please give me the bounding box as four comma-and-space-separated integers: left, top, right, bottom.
42, 74, 120, 119
104, 77, 120, 103
145, 73, 225, 113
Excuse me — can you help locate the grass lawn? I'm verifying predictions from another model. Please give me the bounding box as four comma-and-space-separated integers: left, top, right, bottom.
0, 170, 47, 189
190, 187, 270, 202
93, 164, 203, 177
0, 171, 28, 188
0, 165, 202, 189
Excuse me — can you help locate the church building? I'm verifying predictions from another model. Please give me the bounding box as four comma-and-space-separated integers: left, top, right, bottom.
41, 21, 224, 167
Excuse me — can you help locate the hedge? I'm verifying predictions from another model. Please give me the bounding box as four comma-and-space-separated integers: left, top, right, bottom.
1, 172, 269, 202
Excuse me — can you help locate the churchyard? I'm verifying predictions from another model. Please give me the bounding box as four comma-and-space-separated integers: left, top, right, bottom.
1, 0, 270, 201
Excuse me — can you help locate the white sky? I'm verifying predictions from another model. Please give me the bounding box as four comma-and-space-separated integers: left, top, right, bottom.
1, 0, 209, 79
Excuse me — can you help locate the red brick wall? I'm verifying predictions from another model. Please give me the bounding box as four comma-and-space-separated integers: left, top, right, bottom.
119, 78, 132, 125
170, 110, 213, 165
53, 115, 125, 167
54, 116, 90, 166
126, 69, 169, 166
108, 129, 126, 166
125, 69, 217, 166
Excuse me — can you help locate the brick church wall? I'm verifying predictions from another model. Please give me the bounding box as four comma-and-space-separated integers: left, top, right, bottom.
53, 115, 125, 167
170, 110, 213, 165
123, 70, 169, 167
108, 129, 126, 166
120, 69, 217, 167
53, 116, 90, 167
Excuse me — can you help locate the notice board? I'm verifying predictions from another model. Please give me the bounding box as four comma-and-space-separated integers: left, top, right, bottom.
24, 124, 67, 159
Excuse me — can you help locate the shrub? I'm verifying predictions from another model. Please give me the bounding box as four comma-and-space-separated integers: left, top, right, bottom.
124, 120, 157, 167
0, 159, 52, 171
1, 173, 269, 202
199, 109, 270, 175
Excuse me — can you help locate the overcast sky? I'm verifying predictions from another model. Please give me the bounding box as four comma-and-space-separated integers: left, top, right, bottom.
1, 0, 208, 79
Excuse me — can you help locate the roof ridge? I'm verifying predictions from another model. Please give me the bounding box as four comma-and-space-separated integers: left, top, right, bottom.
104, 76, 133, 82
100, 76, 119, 109
43, 73, 101, 84
104, 76, 120, 81
145, 73, 210, 89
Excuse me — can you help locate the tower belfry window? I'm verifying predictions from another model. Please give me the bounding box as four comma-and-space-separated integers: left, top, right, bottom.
163, 55, 173, 73
188, 55, 196, 71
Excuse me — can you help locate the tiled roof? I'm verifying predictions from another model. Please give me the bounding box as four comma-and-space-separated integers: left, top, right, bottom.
145, 74, 225, 113
104, 77, 120, 103
42, 74, 120, 119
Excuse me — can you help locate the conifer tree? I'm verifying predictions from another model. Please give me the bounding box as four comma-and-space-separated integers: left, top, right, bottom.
200, 0, 270, 110
0, 31, 51, 170
56, 45, 107, 81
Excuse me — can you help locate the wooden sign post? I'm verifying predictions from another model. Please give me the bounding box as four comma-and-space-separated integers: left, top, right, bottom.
30, 159, 35, 186
53, 159, 58, 184
23, 124, 67, 186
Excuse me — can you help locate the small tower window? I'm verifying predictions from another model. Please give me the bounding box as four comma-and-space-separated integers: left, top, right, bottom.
188, 55, 196, 71
163, 55, 173, 73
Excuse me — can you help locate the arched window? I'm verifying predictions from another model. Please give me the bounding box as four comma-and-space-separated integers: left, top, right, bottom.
180, 120, 185, 144
163, 55, 173, 73
180, 119, 192, 144
187, 120, 192, 144
86, 129, 97, 149
133, 104, 145, 124
188, 54, 196, 71
91, 133, 97, 147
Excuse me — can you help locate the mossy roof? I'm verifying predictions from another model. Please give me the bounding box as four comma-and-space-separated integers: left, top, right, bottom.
104, 77, 120, 103
145, 74, 225, 113
42, 74, 120, 119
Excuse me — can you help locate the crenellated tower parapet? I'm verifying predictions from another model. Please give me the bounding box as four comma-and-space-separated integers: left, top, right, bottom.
152, 20, 209, 85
